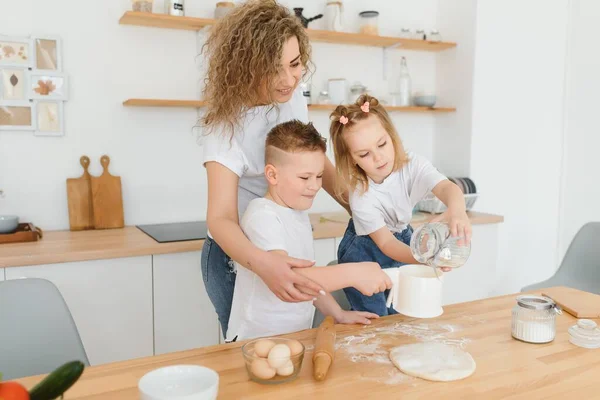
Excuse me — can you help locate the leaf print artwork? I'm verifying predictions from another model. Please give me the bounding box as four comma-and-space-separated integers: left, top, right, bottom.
34, 79, 57, 95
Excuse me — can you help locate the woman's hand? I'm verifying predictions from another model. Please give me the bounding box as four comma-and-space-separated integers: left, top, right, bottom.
252, 251, 323, 303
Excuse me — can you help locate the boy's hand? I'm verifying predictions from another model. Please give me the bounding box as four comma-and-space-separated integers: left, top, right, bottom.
348, 262, 392, 296
334, 310, 379, 325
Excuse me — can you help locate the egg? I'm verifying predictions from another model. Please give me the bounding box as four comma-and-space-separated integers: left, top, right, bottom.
254, 339, 276, 358
267, 344, 291, 369
287, 340, 304, 357
276, 360, 295, 377
251, 358, 276, 380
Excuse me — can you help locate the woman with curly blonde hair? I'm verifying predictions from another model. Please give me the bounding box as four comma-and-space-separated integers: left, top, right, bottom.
199, 0, 347, 338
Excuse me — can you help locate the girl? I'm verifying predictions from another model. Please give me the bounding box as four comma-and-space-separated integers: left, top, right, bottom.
199, 0, 349, 337
330, 95, 472, 316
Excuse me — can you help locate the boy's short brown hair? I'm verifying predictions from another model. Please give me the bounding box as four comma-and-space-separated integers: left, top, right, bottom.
265, 120, 327, 164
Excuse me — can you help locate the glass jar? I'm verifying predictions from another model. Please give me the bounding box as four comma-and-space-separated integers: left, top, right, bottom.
358, 11, 379, 35
165, 0, 184, 16
132, 0, 153, 13
215, 1, 235, 20
399, 28, 412, 39
429, 29, 442, 42
414, 29, 426, 40
569, 319, 600, 348
511, 296, 561, 343
410, 222, 470, 269
348, 81, 367, 103
317, 91, 331, 105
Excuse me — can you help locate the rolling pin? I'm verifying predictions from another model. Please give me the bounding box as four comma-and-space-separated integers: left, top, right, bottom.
312, 316, 336, 381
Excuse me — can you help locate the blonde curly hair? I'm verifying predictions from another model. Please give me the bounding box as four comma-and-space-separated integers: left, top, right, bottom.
200, 0, 313, 136
330, 94, 409, 199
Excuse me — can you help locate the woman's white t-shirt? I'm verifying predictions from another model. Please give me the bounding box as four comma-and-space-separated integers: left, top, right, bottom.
201, 87, 309, 228
349, 152, 447, 236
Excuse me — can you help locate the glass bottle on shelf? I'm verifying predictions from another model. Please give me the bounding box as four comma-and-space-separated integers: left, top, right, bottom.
392, 56, 411, 107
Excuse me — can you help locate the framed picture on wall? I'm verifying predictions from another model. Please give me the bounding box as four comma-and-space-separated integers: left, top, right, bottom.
31, 36, 62, 72
34, 100, 63, 136
0, 68, 29, 100
0, 36, 33, 68
0, 100, 35, 131
29, 71, 68, 101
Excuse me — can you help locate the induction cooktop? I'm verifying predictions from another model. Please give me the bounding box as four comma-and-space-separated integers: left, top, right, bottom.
136, 221, 208, 243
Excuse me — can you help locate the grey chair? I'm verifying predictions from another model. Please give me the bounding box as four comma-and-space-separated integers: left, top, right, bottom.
0, 278, 89, 380
521, 222, 600, 295
312, 260, 352, 328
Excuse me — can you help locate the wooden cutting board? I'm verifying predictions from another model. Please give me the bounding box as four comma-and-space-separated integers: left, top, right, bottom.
66, 155, 94, 231
91, 155, 124, 229
541, 286, 600, 318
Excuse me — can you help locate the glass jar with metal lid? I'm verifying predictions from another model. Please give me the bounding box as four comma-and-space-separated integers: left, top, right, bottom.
511, 295, 562, 343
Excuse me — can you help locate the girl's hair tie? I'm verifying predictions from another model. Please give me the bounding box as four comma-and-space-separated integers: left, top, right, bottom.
339, 116, 349, 125
361, 101, 370, 113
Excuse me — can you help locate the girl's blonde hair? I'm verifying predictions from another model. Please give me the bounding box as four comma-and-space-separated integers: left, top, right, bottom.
200, 0, 313, 137
330, 94, 409, 199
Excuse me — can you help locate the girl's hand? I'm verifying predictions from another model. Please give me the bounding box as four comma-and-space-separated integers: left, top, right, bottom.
252, 251, 322, 303
334, 310, 380, 325
432, 208, 472, 244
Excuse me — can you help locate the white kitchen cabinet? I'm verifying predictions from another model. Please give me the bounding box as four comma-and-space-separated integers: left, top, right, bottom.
313, 238, 336, 267
1, 268, 4, 280
5, 256, 153, 366
153, 251, 220, 355
441, 224, 499, 305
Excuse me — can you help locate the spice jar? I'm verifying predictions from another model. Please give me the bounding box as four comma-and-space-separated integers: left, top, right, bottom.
358, 11, 379, 35
132, 0, 153, 13
511, 296, 561, 343
165, 0, 184, 16
215, 2, 235, 20
429, 29, 442, 42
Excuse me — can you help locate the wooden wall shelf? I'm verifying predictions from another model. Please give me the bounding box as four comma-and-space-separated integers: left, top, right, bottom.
119, 12, 457, 51
123, 99, 456, 113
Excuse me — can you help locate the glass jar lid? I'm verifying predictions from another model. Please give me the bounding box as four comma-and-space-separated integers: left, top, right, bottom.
359, 11, 379, 18
569, 319, 600, 349
516, 295, 559, 311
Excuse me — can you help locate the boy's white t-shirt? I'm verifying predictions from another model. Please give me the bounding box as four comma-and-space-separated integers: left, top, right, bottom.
350, 152, 447, 236
201, 87, 309, 229
226, 197, 316, 341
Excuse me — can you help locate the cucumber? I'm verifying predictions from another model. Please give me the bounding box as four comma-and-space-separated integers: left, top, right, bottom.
29, 360, 85, 400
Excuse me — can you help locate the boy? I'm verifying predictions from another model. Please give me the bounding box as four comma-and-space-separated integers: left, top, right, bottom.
226, 120, 392, 342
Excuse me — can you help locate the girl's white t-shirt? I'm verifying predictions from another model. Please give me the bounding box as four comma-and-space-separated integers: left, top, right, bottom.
201, 87, 309, 228
349, 152, 447, 236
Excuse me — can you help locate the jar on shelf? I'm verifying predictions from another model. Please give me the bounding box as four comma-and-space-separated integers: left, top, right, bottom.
358, 11, 379, 35
165, 0, 184, 16
317, 91, 331, 105
348, 81, 367, 103
215, 2, 235, 20
414, 29, 426, 40
511, 295, 561, 344
399, 28, 412, 39
429, 29, 442, 42
132, 0, 154, 13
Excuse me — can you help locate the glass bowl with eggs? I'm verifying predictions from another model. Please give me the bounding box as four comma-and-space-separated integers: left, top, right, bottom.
241, 337, 305, 384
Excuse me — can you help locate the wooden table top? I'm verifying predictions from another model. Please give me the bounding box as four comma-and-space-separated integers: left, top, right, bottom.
15, 287, 597, 399
0, 211, 503, 268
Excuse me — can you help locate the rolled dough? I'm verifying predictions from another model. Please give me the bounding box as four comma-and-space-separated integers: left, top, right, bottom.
389, 342, 476, 382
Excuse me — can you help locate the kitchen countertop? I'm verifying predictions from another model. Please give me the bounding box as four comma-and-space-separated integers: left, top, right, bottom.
15, 287, 597, 399
0, 211, 503, 268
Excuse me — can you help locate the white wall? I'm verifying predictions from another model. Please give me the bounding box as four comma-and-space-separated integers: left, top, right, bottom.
469, 0, 569, 294
0, 0, 446, 229
558, 0, 600, 260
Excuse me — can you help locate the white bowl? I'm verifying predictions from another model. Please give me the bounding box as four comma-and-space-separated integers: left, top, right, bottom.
139, 365, 219, 400
0, 215, 19, 234
385, 264, 444, 318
